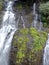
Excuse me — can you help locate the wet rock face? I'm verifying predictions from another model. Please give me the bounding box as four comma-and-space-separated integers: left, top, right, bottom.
14, 0, 40, 3
10, 46, 17, 65
14, 0, 40, 6
10, 28, 47, 65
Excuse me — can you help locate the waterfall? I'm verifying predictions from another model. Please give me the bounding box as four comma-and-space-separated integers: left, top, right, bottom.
43, 34, 49, 65
0, 1, 17, 65
16, 15, 25, 29
33, 3, 38, 28
32, 3, 43, 31
21, 16, 25, 28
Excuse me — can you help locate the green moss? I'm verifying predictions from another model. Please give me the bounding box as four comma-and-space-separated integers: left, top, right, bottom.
12, 28, 47, 65
29, 27, 39, 38
0, 1, 3, 11
16, 4, 22, 10
15, 36, 29, 64
30, 28, 47, 52
28, 28, 47, 63
16, 50, 25, 64
41, 31, 47, 37
20, 28, 29, 35
17, 36, 29, 44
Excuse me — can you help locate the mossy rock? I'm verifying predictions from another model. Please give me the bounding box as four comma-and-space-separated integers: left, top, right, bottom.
10, 28, 47, 65
0, 1, 3, 11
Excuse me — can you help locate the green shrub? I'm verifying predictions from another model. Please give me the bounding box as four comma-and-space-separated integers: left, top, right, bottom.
12, 28, 47, 65
41, 16, 47, 22
29, 28, 47, 52
39, 2, 49, 15
20, 28, 28, 35
15, 36, 29, 64
43, 23, 47, 27
39, 2, 49, 26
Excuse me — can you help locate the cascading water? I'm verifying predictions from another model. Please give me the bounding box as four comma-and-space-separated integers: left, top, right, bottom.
0, 1, 17, 65
17, 15, 25, 29
21, 16, 25, 28
33, 3, 38, 28
32, 3, 43, 31
43, 34, 49, 65
38, 15, 43, 31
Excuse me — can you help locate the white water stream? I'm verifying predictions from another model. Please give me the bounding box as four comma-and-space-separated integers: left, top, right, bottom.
32, 3, 43, 31
0, 1, 17, 65
43, 34, 49, 65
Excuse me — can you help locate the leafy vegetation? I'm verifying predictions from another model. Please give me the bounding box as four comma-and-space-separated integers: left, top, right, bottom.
39, 2, 49, 15
12, 28, 47, 65
39, 2, 49, 27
